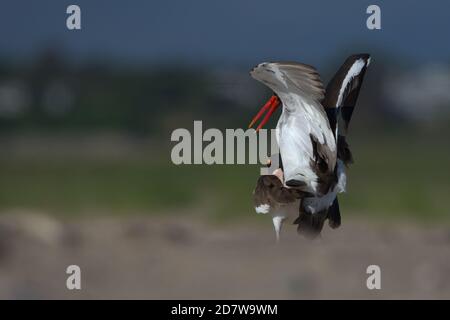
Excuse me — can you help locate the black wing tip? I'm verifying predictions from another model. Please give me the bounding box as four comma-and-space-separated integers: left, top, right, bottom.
346, 53, 371, 65
327, 197, 341, 229
294, 211, 327, 240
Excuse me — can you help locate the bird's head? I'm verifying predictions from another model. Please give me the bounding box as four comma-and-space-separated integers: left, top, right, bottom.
248, 63, 282, 131
250, 62, 280, 89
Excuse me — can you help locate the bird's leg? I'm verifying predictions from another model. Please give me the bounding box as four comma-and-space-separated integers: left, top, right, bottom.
272, 216, 285, 243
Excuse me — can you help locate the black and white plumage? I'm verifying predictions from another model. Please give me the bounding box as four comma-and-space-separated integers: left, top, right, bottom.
250, 54, 370, 240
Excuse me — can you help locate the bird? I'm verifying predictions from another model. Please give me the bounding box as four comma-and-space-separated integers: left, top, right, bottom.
249, 54, 370, 240
252, 155, 309, 242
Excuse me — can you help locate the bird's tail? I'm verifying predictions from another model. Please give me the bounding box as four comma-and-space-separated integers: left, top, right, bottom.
337, 135, 353, 166
327, 197, 341, 229
294, 210, 327, 240
294, 197, 341, 239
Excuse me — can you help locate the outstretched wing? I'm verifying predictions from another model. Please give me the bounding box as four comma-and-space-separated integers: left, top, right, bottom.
273, 62, 326, 102
322, 54, 371, 135
322, 54, 371, 165
250, 61, 327, 117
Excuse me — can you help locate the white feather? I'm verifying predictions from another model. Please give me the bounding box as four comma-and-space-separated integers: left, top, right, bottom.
335, 159, 347, 193
255, 204, 270, 214
303, 160, 347, 214
277, 92, 336, 193
336, 58, 366, 107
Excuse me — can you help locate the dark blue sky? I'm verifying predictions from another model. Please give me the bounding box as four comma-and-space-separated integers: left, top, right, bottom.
0, 0, 449, 67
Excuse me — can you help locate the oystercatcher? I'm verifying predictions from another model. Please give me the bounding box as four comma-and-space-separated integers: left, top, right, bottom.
250, 54, 370, 239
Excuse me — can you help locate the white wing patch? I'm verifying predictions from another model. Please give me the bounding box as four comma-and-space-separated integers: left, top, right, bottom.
255, 204, 270, 214
335, 159, 347, 193
336, 58, 366, 107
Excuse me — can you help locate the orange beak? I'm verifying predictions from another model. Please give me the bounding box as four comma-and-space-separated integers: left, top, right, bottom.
248, 95, 281, 131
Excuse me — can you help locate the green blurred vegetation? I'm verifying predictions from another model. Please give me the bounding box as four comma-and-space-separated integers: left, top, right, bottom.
0, 52, 251, 136
0, 52, 449, 224
0, 130, 448, 223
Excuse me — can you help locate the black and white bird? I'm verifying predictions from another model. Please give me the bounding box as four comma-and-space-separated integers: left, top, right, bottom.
249, 54, 370, 240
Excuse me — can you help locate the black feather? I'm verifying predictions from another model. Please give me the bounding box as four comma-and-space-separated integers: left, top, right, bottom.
327, 197, 341, 229
294, 208, 328, 240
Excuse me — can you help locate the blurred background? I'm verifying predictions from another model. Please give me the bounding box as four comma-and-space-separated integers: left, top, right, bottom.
0, 0, 449, 299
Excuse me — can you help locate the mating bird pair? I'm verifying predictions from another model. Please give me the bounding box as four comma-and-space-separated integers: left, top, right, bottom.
249, 54, 370, 241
